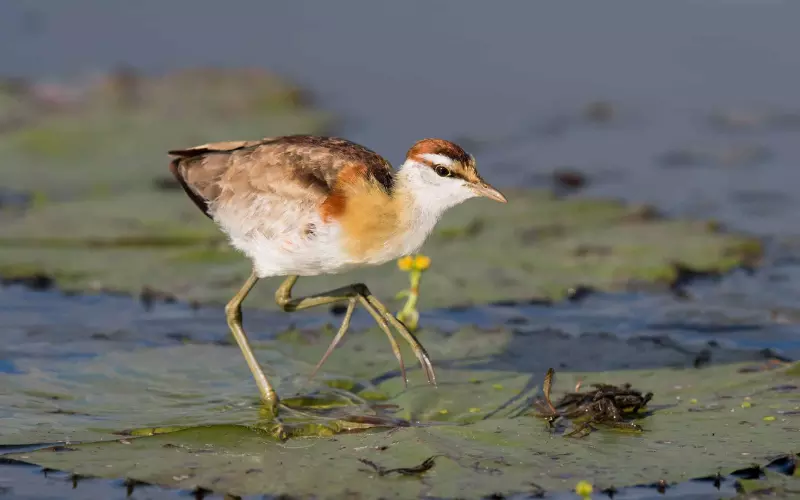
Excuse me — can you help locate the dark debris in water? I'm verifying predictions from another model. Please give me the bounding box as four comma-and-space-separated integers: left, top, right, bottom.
0, 187, 33, 210
139, 285, 179, 310
551, 167, 588, 196
0, 272, 54, 291
357, 454, 440, 477
532, 368, 653, 437
565, 285, 594, 302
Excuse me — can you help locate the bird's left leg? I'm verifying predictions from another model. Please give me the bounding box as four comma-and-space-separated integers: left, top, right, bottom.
224, 271, 280, 414
275, 276, 436, 386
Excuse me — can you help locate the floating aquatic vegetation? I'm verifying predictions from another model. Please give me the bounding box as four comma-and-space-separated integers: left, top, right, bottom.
358, 455, 440, 477
531, 368, 653, 437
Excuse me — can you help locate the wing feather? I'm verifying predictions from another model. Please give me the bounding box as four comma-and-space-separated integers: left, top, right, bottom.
168, 135, 395, 219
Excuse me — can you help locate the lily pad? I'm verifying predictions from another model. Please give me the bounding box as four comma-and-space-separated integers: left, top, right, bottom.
3, 333, 798, 498
0, 68, 783, 496
2, 304, 799, 498
0, 187, 762, 309
0, 68, 331, 198
0, 69, 762, 309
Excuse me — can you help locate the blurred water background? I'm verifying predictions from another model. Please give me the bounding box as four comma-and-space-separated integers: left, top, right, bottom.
1, 0, 800, 354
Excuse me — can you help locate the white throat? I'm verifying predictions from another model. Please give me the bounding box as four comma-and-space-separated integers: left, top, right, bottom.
390, 159, 477, 256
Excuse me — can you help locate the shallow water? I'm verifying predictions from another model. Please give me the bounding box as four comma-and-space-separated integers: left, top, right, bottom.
2, 267, 797, 379
2, 1, 800, 497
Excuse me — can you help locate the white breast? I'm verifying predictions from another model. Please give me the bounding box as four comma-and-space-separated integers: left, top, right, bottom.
210, 193, 356, 277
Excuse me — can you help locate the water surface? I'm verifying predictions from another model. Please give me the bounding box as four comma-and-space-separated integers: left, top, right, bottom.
1, 2, 800, 495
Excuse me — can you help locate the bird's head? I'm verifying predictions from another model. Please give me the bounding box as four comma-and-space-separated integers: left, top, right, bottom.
401, 138, 507, 211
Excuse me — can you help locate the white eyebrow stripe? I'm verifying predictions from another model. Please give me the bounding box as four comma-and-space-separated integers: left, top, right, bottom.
420, 153, 456, 166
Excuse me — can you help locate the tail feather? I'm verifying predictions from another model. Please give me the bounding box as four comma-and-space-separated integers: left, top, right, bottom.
169, 158, 214, 220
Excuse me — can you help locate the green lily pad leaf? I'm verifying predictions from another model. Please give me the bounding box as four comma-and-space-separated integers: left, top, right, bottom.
3, 324, 799, 498
0, 70, 761, 309
0, 68, 331, 197
0, 188, 762, 309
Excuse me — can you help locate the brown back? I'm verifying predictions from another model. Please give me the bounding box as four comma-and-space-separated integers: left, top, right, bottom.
168, 135, 396, 218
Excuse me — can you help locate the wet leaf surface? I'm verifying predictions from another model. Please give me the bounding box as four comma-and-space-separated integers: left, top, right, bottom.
1, 452, 797, 499
4, 362, 800, 497
1, 298, 799, 498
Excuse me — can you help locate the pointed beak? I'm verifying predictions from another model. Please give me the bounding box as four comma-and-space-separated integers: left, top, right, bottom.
470, 181, 508, 203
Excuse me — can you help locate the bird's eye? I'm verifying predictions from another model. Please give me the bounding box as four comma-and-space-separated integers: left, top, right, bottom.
434, 165, 451, 177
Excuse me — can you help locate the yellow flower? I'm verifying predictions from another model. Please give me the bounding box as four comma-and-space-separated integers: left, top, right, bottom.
398, 254, 431, 272
397, 255, 414, 271
413, 254, 431, 271
575, 480, 593, 497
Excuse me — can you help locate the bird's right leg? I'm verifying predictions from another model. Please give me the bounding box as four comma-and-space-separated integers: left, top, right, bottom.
275, 276, 436, 386
225, 270, 280, 415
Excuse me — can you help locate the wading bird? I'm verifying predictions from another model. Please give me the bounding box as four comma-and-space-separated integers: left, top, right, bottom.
168, 135, 506, 414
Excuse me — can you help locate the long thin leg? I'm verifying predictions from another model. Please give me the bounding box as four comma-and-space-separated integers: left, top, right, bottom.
307, 296, 356, 381
225, 271, 279, 413
275, 276, 436, 386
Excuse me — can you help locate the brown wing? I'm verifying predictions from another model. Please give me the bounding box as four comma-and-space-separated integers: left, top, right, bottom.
168, 135, 396, 219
